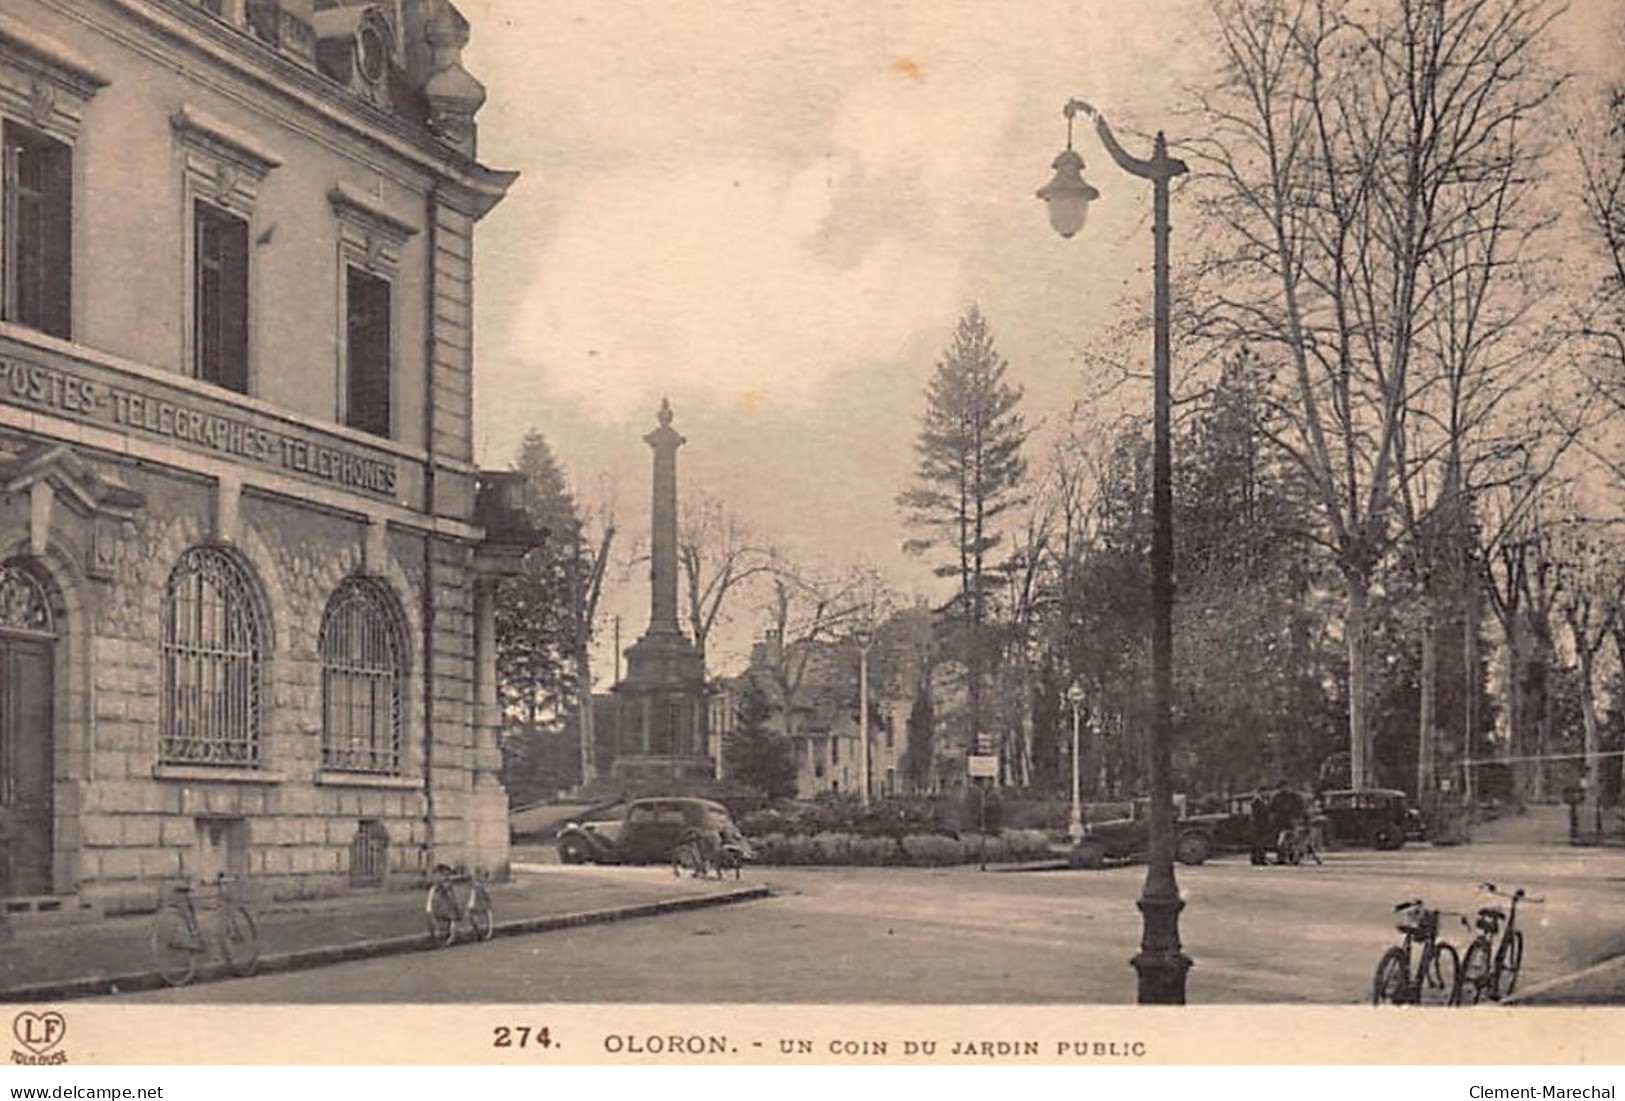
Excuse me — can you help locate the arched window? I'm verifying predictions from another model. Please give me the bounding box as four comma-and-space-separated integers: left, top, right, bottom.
161, 546, 266, 766
0, 560, 54, 635
320, 577, 404, 774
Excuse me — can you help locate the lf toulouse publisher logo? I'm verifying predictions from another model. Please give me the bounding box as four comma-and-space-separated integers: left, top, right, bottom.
12, 1010, 69, 1065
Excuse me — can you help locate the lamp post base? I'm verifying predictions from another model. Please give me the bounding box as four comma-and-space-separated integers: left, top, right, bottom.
1132, 893, 1192, 1005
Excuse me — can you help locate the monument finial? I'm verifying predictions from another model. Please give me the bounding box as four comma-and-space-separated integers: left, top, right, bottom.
658, 398, 674, 427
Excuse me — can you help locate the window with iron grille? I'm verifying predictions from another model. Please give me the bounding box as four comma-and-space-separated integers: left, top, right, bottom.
161, 547, 265, 766
320, 577, 404, 774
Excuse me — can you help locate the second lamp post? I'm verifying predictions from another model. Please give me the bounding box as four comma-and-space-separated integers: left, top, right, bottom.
1038, 98, 1191, 1005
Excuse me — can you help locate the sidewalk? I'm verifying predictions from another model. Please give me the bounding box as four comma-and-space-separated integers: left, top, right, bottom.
1511, 954, 1625, 1006
0, 865, 769, 1003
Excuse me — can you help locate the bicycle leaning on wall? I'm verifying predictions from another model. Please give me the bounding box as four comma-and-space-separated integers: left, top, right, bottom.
151, 873, 260, 988
424, 863, 495, 947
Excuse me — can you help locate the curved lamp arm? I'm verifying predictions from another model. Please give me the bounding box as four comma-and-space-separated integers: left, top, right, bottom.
1064, 98, 1187, 183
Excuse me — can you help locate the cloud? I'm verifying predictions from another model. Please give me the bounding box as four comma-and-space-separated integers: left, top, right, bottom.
507, 145, 965, 417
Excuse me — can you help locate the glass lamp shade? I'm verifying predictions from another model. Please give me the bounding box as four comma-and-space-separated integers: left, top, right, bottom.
1037, 148, 1100, 239
1066, 684, 1087, 705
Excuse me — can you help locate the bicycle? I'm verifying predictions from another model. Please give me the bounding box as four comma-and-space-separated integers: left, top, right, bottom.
671, 828, 753, 880
1372, 899, 1463, 1006
1275, 822, 1323, 866
1456, 882, 1542, 1004
424, 863, 494, 947
151, 873, 260, 988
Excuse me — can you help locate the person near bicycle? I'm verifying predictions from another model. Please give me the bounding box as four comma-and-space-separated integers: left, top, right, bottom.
1249, 792, 1274, 866
1269, 782, 1309, 865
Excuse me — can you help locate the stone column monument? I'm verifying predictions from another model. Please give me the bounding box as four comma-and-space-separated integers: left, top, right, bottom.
609, 399, 713, 785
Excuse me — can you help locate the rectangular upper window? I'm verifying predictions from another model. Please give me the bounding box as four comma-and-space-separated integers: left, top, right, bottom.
2, 121, 72, 340
344, 264, 391, 438
193, 199, 249, 393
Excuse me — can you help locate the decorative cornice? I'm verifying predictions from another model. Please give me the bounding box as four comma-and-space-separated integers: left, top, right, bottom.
437, 168, 520, 221
171, 102, 284, 176
44, 0, 513, 208
329, 180, 419, 242
0, 11, 110, 97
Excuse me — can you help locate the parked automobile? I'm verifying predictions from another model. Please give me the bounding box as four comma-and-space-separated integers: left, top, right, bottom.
1208, 790, 1268, 853
1070, 797, 1218, 869
555, 797, 743, 865
1314, 788, 1425, 850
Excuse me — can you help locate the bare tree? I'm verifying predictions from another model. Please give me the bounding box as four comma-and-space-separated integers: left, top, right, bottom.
757, 558, 865, 747
1555, 522, 1625, 790
1191, 0, 1567, 788
677, 491, 772, 670
567, 488, 616, 787
1482, 480, 1569, 802
1574, 26, 1625, 481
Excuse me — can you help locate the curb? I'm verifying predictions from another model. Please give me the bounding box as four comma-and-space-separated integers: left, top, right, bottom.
0, 884, 772, 1004
1504, 951, 1625, 1006
984, 859, 1073, 873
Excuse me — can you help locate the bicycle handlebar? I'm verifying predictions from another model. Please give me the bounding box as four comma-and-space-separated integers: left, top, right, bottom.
1394, 899, 1423, 911
1479, 882, 1542, 903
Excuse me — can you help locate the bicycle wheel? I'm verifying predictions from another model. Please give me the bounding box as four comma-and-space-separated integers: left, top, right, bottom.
425, 882, 458, 947
152, 906, 201, 988
1458, 939, 1492, 1005
1373, 946, 1409, 1006
672, 842, 705, 878
220, 904, 260, 977
469, 883, 495, 942
1420, 942, 1459, 1007
1494, 930, 1524, 1000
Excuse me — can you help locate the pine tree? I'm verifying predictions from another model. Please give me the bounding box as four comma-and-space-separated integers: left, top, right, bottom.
495, 432, 579, 729
723, 679, 797, 799
902, 677, 936, 793
897, 307, 1029, 767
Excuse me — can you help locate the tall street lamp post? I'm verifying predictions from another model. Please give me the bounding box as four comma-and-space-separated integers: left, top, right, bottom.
856, 625, 873, 808
1066, 683, 1086, 843
1038, 98, 1192, 1005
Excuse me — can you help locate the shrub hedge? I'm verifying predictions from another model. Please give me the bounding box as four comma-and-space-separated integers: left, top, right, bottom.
748, 827, 1054, 867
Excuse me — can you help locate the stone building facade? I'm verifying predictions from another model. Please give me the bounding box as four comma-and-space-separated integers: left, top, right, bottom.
0, 0, 523, 915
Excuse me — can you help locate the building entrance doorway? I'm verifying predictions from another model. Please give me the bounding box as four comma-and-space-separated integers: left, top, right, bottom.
1, 562, 57, 898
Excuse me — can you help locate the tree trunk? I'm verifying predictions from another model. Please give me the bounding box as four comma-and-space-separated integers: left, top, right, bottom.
576, 650, 596, 788
1463, 576, 1480, 807
1348, 569, 1372, 789
1580, 647, 1600, 792
1536, 637, 1554, 803
1418, 599, 1437, 805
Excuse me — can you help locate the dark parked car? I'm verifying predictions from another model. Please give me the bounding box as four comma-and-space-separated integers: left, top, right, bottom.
1315, 788, 1425, 850
1208, 791, 1268, 853
1071, 798, 1218, 869
555, 797, 742, 865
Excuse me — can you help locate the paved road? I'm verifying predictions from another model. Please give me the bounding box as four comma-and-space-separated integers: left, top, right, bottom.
115, 843, 1625, 1004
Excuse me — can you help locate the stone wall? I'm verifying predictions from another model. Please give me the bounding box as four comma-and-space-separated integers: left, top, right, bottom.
0, 440, 504, 913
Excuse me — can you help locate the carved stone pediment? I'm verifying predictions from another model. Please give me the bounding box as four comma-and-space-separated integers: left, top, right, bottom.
0, 444, 144, 519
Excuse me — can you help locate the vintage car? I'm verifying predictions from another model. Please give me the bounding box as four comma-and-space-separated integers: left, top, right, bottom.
1209, 790, 1269, 853
1070, 797, 1220, 869
555, 797, 743, 865
1314, 788, 1425, 850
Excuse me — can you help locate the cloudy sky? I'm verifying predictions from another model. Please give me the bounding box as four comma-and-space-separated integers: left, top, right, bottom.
455, 0, 1620, 675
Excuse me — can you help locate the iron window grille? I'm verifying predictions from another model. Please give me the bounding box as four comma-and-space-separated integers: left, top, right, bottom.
0, 561, 54, 636
320, 577, 403, 774
161, 547, 265, 766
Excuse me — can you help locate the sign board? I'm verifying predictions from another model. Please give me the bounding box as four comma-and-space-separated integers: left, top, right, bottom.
967, 755, 999, 779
